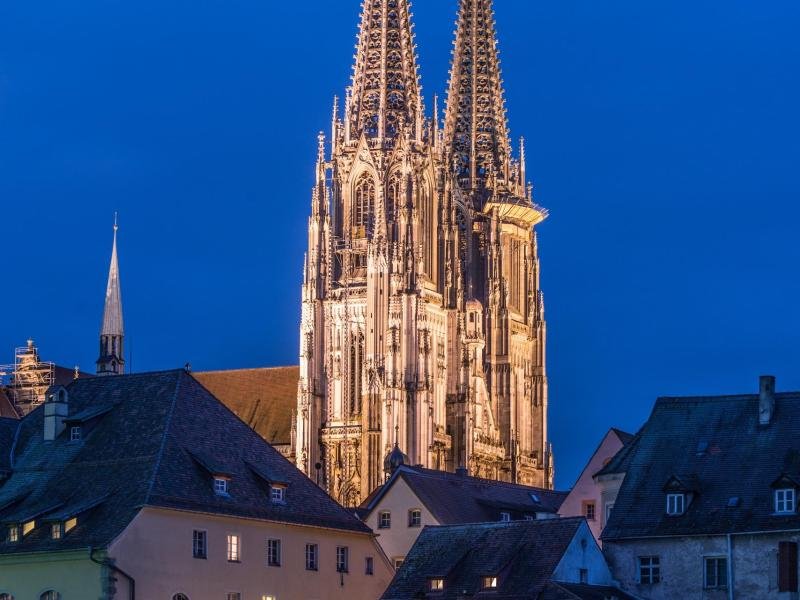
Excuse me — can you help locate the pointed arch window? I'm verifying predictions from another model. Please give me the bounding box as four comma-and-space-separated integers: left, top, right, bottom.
353, 173, 376, 237
386, 172, 403, 224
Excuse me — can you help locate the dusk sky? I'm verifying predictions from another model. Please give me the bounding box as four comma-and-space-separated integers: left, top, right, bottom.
1, 0, 798, 488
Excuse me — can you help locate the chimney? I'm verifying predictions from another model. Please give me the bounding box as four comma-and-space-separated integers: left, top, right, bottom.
43, 386, 69, 441
759, 375, 776, 426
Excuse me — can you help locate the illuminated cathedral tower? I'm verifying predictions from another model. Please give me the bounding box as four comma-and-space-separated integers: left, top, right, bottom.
295, 0, 552, 506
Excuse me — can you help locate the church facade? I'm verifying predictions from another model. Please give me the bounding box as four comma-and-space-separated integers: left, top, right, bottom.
295, 0, 553, 506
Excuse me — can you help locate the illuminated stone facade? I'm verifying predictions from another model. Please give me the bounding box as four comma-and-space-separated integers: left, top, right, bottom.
295, 0, 552, 506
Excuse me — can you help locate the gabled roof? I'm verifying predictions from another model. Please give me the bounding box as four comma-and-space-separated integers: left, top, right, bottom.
193, 367, 298, 446
603, 390, 800, 540
361, 465, 567, 524
381, 519, 585, 599
0, 369, 369, 556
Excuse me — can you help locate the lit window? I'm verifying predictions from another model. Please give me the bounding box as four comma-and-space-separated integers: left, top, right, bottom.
666, 493, 685, 516
408, 509, 421, 527
214, 478, 229, 495
583, 501, 596, 520
704, 556, 728, 589
226, 594, 241, 600
70, 426, 81, 442
271, 486, 286, 503
776, 489, 796, 514
51, 523, 63, 540
482, 576, 498, 589
64, 517, 77, 533
7, 525, 18, 543
261, 596, 276, 600
227, 534, 240, 562
267, 539, 281, 566
500, 512, 511, 522
365, 556, 374, 575
22, 521, 35, 537
39, 592, 60, 600
430, 578, 444, 591
336, 546, 349, 573
638, 556, 661, 584
378, 511, 391, 529
192, 530, 207, 559
305, 543, 318, 571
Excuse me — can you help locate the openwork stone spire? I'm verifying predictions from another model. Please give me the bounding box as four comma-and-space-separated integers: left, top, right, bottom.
347, 0, 422, 140
97, 215, 125, 376
445, 0, 511, 186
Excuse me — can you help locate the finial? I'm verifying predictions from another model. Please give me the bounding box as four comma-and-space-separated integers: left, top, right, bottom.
74, 366, 80, 380
113, 212, 118, 233
394, 423, 399, 446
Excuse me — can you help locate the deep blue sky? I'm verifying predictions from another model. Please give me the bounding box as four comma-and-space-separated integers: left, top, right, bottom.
1, 1, 798, 488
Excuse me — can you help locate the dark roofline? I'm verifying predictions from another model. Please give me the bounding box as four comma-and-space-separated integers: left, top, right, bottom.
195, 365, 298, 375
418, 515, 589, 532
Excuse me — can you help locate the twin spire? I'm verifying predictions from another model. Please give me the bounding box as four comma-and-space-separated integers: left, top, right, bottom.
96, 215, 125, 376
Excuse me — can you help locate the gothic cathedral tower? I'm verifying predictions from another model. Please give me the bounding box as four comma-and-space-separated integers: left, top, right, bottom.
296, 0, 552, 506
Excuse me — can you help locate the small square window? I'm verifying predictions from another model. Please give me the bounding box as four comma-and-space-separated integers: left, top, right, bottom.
638, 556, 661, 584
500, 512, 511, 522
408, 509, 422, 527
267, 538, 281, 566
271, 486, 286, 503
482, 576, 498, 589
378, 511, 391, 529
704, 556, 728, 589
666, 493, 685, 516
776, 489, 796, 514
583, 501, 596, 520
51, 523, 63, 540
393, 557, 404, 569
214, 478, 230, 495
70, 426, 82, 442
305, 543, 318, 571
193, 530, 207, 559
430, 578, 444, 591
365, 556, 374, 575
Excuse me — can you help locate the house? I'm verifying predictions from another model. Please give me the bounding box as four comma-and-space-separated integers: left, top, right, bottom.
0, 369, 392, 600
601, 375, 800, 599
359, 460, 568, 568
559, 428, 633, 542
381, 518, 636, 599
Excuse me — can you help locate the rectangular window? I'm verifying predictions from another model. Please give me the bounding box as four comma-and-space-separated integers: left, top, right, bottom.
430, 578, 444, 591
394, 558, 404, 569
226, 594, 241, 600
262, 596, 276, 600
500, 512, 511, 522
51, 523, 62, 540
271, 486, 285, 503
215, 477, 229, 495
638, 556, 661, 584
193, 530, 207, 559
64, 517, 77, 533
22, 520, 35, 536
779, 541, 799, 592
365, 556, 374, 575
7, 525, 18, 543
336, 546, 349, 573
666, 493, 685, 515
583, 501, 596, 520
704, 556, 727, 589
305, 543, 318, 571
605, 502, 615, 523
579, 568, 588, 584
378, 511, 391, 529
227, 534, 240, 562
267, 539, 281, 566
70, 426, 82, 441
776, 489, 796, 514
408, 509, 422, 527
482, 576, 498, 589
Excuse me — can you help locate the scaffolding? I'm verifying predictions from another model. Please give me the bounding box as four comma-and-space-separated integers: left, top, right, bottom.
0, 339, 55, 412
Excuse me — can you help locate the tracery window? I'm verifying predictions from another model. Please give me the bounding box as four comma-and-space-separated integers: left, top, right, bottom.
353, 173, 375, 236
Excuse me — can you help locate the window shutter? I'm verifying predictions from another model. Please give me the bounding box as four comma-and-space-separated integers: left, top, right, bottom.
779, 541, 798, 592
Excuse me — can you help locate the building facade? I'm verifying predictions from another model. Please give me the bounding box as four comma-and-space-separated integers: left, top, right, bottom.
295, 0, 552, 507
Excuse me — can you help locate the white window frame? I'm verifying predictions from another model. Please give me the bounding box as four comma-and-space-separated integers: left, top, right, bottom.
378, 510, 391, 529
336, 546, 349, 573
305, 543, 318, 571
638, 555, 661, 584
7, 525, 18, 543
227, 534, 241, 562
704, 556, 728, 589
666, 493, 685, 515
214, 477, 229, 495
267, 538, 281, 567
775, 488, 796, 514
408, 508, 422, 527
69, 426, 81, 442
500, 512, 511, 522
270, 486, 286, 503
51, 522, 63, 540
192, 529, 207, 559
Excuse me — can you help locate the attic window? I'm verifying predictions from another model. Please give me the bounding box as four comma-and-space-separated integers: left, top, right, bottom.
64, 517, 77, 533
7, 525, 19, 543
500, 512, 511, 522
214, 477, 230, 496
270, 485, 286, 504
776, 489, 796, 514
482, 576, 498, 590
22, 520, 35, 537
51, 523, 62, 540
430, 578, 444, 591
666, 493, 685, 516
70, 426, 82, 442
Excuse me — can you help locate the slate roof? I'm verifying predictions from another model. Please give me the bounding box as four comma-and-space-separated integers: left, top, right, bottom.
603, 390, 800, 540
360, 465, 568, 523
0, 369, 369, 556
0, 418, 19, 475
0, 391, 18, 419
193, 366, 298, 445
381, 518, 584, 599
539, 582, 639, 600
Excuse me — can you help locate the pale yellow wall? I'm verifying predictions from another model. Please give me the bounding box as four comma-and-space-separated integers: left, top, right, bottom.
109, 507, 393, 600
0, 550, 105, 599
364, 476, 439, 565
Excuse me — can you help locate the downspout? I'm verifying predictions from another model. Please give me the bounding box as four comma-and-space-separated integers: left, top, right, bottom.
727, 533, 734, 600
90, 546, 135, 600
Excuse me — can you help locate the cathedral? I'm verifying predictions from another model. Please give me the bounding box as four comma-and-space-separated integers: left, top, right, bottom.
295, 0, 552, 506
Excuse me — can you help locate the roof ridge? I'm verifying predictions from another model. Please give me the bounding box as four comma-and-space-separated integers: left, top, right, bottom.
144, 371, 183, 503
423, 516, 585, 531
405, 466, 563, 492
195, 365, 298, 374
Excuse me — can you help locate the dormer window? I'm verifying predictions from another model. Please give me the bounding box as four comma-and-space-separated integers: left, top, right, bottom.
500, 512, 511, 522
776, 488, 796, 514
214, 477, 230, 496
64, 517, 77, 533
22, 520, 35, 537
51, 523, 63, 540
270, 485, 286, 504
666, 493, 685, 515
482, 576, 498, 590
7, 525, 19, 543
70, 426, 82, 442
430, 578, 444, 591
